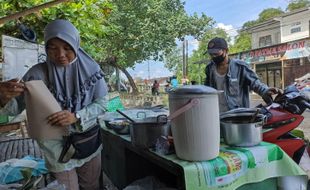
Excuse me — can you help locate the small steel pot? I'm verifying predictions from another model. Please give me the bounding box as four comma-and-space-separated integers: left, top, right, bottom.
130, 115, 171, 148
220, 110, 265, 147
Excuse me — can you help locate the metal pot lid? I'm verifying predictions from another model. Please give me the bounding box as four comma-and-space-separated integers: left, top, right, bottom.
135, 115, 168, 124
169, 85, 218, 95
220, 108, 263, 119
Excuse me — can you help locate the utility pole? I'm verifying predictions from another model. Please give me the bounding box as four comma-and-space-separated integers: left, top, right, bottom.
182, 39, 188, 78
182, 40, 185, 78
185, 40, 188, 77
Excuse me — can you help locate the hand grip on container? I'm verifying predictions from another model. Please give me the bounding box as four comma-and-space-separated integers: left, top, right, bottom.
250, 109, 260, 123
168, 98, 200, 121
136, 111, 147, 119
156, 114, 168, 123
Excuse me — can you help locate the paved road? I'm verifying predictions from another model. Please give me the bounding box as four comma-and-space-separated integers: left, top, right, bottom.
250, 94, 310, 140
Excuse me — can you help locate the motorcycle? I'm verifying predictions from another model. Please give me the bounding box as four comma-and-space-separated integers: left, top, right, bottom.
259, 84, 310, 163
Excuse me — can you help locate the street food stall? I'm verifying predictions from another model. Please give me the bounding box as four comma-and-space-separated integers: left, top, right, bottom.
100, 124, 307, 190
99, 85, 308, 189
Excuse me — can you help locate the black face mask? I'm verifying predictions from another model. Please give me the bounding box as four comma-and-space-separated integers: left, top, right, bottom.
212, 53, 225, 64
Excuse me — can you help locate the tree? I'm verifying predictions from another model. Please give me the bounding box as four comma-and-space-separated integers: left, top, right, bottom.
241, 20, 259, 31
1, 0, 214, 94
230, 8, 284, 54
286, 0, 310, 11
229, 32, 251, 54
187, 28, 229, 84
0, 0, 69, 25
0, 0, 113, 52
98, 0, 214, 93
164, 46, 182, 75
164, 28, 229, 84
257, 8, 284, 23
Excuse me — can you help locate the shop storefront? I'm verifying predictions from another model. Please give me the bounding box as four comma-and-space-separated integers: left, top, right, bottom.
232, 38, 310, 88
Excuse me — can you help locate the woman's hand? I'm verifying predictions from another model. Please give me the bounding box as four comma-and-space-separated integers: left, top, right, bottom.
0, 78, 25, 106
47, 110, 78, 127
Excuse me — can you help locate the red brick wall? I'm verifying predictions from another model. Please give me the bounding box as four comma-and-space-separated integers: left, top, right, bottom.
284, 64, 310, 86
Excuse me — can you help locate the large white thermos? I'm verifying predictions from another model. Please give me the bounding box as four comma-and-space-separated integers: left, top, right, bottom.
168, 85, 220, 161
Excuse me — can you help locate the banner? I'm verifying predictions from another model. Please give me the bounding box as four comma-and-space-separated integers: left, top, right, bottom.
1, 35, 45, 81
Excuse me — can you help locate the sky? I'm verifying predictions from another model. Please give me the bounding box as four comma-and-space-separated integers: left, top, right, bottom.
126, 0, 290, 80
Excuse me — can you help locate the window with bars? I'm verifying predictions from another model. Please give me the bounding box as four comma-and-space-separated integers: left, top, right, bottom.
259, 35, 272, 47
291, 27, 301, 33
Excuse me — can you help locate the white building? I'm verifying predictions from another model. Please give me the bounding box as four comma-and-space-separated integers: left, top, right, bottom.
232, 7, 310, 88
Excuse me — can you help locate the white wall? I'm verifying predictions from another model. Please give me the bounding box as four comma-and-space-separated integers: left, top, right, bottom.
281, 9, 310, 43
251, 24, 281, 49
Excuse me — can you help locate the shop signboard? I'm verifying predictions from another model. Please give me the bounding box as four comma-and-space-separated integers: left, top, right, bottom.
283, 39, 310, 60
238, 39, 310, 64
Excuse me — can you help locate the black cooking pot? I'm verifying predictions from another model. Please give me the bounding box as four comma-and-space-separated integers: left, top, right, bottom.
108, 118, 131, 135
129, 115, 171, 148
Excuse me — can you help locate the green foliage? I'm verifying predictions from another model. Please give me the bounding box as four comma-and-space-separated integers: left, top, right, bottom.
232, 7, 284, 54
164, 28, 229, 84
230, 32, 251, 54
241, 20, 259, 30
241, 8, 284, 31
0, 0, 112, 52
187, 28, 229, 83
286, 0, 310, 11
241, 1, 308, 32
100, 0, 214, 70
257, 8, 284, 22
0, 0, 214, 93
166, 0, 310, 84
164, 46, 182, 74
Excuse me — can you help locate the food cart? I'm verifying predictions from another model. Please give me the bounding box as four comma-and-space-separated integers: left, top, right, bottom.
100, 123, 307, 190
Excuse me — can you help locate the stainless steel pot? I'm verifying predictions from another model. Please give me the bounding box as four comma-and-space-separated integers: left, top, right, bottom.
220, 108, 265, 147
129, 115, 171, 148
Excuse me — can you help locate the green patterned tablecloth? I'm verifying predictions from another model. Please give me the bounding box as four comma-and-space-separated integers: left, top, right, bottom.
156, 142, 307, 190
101, 126, 307, 190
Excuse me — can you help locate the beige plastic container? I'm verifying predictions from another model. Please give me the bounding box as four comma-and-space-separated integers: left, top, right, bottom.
168, 85, 220, 161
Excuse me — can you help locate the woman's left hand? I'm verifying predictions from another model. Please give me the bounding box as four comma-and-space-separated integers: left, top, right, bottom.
47, 110, 78, 127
